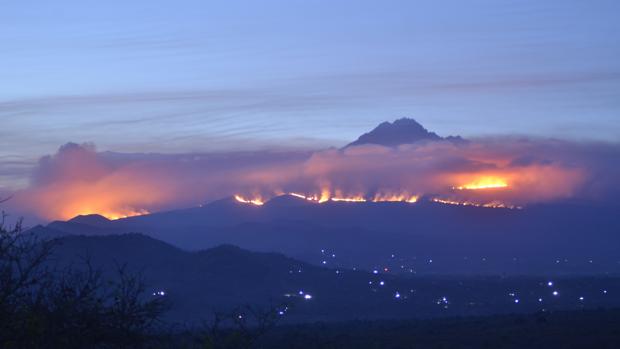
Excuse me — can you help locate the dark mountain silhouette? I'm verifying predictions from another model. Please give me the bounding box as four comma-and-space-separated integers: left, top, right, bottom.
46, 217, 118, 236
32, 195, 620, 275
67, 213, 111, 227
46, 233, 620, 324
345, 118, 464, 148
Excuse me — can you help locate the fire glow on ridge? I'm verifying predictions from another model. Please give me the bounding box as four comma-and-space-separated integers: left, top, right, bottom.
289, 191, 418, 203
372, 193, 419, 203
233, 188, 521, 210
234, 195, 265, 206
103, 210, 150, 220
67, 208, 149, 221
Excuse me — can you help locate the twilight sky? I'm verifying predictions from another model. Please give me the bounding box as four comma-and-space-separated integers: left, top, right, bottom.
1, 0, 620, 191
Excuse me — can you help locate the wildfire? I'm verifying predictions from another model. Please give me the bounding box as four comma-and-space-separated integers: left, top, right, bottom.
289, 192, 328, 203
372, 193, 419, 203
331, 196, 367, 202
481, 201, 520, 209
317, 188, 332, 203
431, 197, 521, 209
234, 192, 519, 209
289, 192, 308, 200
286, 190, 368, 203
288, 192, 329, 203
327, 189, 366, 203
234, 195, 264, 206
237, 191, 420, 205
58, 207, 150, 221
454, 177, 508, 190
103, 209, 150, 220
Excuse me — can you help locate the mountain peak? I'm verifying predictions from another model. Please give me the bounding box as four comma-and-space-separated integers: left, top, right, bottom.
345, 118, 463, 148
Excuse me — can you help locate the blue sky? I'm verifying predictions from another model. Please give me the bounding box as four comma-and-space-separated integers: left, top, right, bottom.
1, 0, 619, 189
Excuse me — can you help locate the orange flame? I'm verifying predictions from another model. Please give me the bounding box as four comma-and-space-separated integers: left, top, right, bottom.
372, 192, 419, 203
287, 191, 368, 203
454, 176, 509, 190
237, 191, 520, 209
431, 197, 521, 209
101, 209, 150, 220
288, 192, 332, 203
234, 195, 265, 206
319, 188, 331, 203
331, 196, 367, 202
300, 188, 332, 203
240, 190, 420, 205
289, 192, 309, 200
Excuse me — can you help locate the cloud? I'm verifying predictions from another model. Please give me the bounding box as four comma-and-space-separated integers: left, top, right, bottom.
10, 144, 310, 220
5, 136, 619, 222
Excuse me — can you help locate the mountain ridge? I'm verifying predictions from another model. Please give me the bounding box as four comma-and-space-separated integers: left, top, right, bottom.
29, 195, 620, 276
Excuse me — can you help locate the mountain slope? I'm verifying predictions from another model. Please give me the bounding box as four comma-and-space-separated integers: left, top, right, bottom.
34, 196, 620, 275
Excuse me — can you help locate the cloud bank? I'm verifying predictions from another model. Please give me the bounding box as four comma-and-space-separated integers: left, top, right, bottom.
8, 137, 620, 221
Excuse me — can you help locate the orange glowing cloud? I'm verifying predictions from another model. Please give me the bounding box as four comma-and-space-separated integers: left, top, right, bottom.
9, 137, 612, 222
18, 170, 171, 220
442, 164, 584, 205
12, 143, 182, 220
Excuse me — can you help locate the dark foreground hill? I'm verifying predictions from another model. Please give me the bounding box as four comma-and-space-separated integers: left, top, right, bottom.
48, 233, 620, 324
255, 309, 620, 349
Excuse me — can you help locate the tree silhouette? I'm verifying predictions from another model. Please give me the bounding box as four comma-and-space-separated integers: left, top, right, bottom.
0, 206, 168, 348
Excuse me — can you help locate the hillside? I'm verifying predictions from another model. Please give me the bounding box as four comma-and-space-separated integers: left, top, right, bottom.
46, 233, 620, 324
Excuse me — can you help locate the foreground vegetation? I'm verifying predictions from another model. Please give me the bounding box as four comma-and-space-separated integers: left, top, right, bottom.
0, 212, 167, 348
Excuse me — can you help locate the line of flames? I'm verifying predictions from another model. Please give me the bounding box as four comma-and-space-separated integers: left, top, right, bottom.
235, 192, 519, 209
430, 198, 522, 210
287, 192, 419, 203
95, 192, 520, 220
